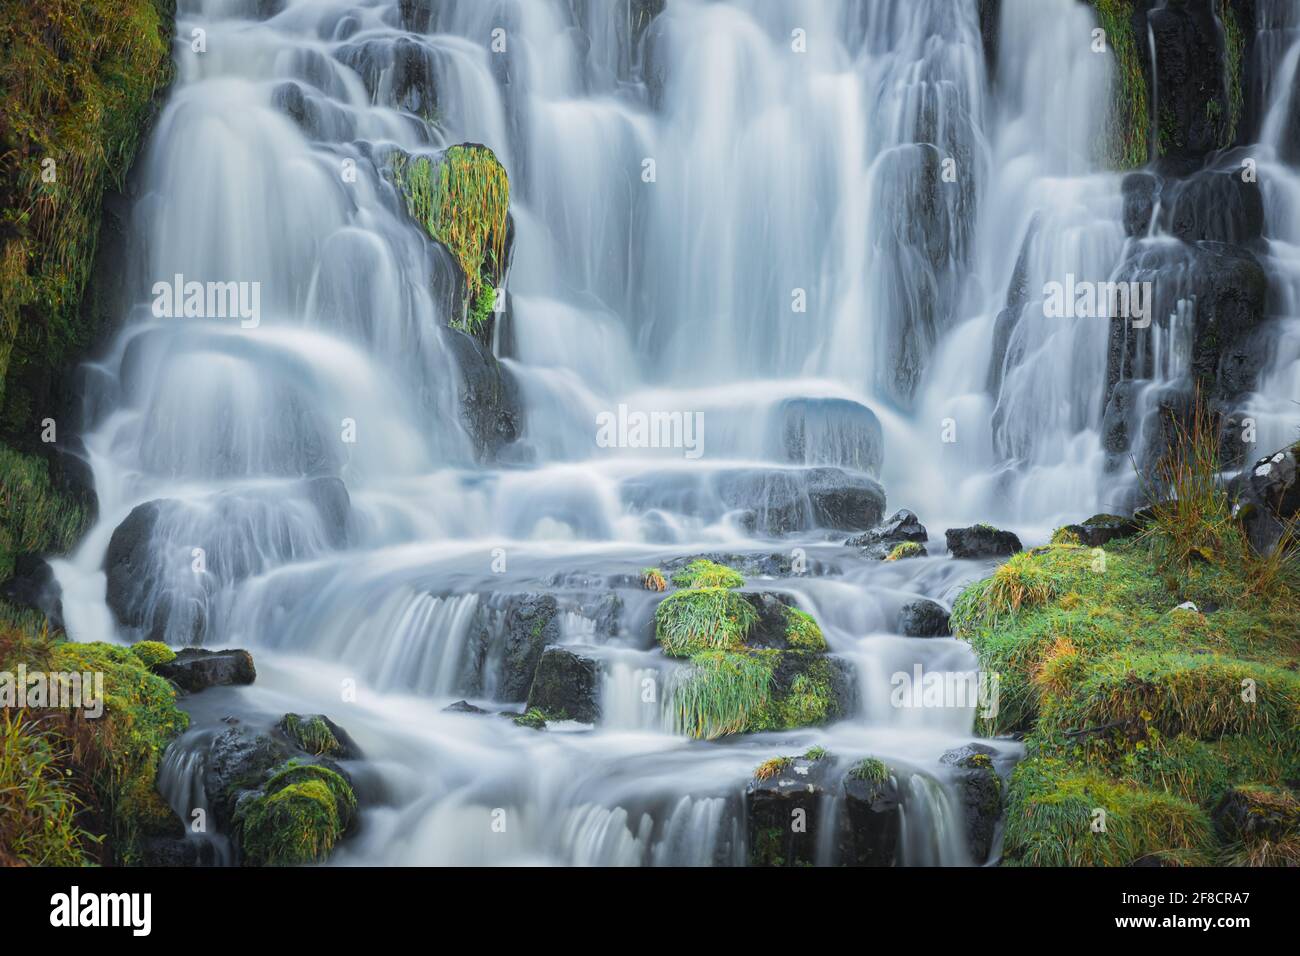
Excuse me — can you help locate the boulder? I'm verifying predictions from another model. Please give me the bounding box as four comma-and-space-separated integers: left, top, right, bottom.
773, 397, 884, 476
805, 467, 886, 532
837, 761, 902, 866
497, 593, 559, 702
277, 713, 360, 759
1055, 513, 1140, 548
203, 726, 295, 828
1147, 0, 1233, 163
444, 328, 523, 462
746, 754, 833, 866
897, 598, 951, 637
941, 744, 1003, 864
846, 508, 928, 548
154, 648, 256, 693
1232, 444, 1300, 556
945, 525, 1022, 559
336, 36, 437, 116
1212, 785, 1300, 845
526, 647, 601, 723
442, 699, 489, 715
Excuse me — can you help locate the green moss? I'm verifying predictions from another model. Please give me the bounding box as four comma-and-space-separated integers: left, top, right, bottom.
784, 606, 827, 651
655, 586, 758, 657
0, 442, 88, 580
129, 640, 175, 668
1051, 526, 1083, 546
1090, 0, 1150, 169
389, 145, 509, 334
280, 714, 344, 758
1218, 0, 1246, 147
512, 708, 549, 730
233, 758, 357, 866
885, 541, 924, 561
804, 745, 827, 761
848, 757, 888, 783
670, 558, 744, 589
0, 0, 175, 438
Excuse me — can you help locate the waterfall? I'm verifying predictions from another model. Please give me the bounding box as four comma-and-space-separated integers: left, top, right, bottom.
48, 0, 1297, 865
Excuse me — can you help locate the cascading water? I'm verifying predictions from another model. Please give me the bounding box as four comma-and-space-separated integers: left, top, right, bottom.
45, 0, 1298, 865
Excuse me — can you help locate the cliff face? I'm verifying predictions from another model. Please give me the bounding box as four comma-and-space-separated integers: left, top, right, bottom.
0, 0, 175, 576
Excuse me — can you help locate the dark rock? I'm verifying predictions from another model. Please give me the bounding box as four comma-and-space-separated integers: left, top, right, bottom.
1122, 171, 1159, 237
898, 598, 951, 637
497, 594, 559, 702
1056, 513, 1141, 547
773, 397, 883, 476
846, 508, 929, 548
443, 328, 522, 462
805, 467, 886, 532
838, 766, 902, 866
103, 500, 165, 637
945, 525, 1022, 559
659, 551, 841, 578
1148, 0, 1232, 163
443, 699, 489, 715
1232, 444, 1300, 556
155, 648, 256, 693
940, 744, 1003, 864
139, 837, 218, 867
741, 592, 799, 650
277, 713, 361, 759
0, 553, 63, 629
526, 647, 601, 723
272, 81, 320, 137
204, 726, 294, 828
715, 469, 805, 536
746, 754, 833, 866
336, 36, 437, 116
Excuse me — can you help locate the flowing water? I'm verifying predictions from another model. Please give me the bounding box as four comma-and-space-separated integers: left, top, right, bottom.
47, 0, 1300, 864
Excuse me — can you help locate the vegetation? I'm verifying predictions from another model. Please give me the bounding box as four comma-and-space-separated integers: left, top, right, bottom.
129, 640, 175, 669
670, 558, 744, 589
885, 541, 925, 561
0, 709, 94, 865
234, 759, 357, 867
784, 606, 827, 651
1089, 0, 1149, 169
804, 745, 827, 761
0, 0, 174, 439
848, 757, 889, 784
1218, 0, 1246, 147
280, 714, 344, 758
953, 408, 1300, 865
390, 145, 509, 335
0, 442, 88, 579
655, 586, 758, 656
753, 756, 791, 781
641, 567, 667, 592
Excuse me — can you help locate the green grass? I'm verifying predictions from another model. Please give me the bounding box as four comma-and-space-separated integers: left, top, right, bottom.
641, 567, 667, 591
1090, 0, 1150, 169
848, 757, 888, 783
753, 756, 791, 781
885, 541, 924, 561
655, 586, 758, 657
0, 710, 95, 865
390, 145, 509, 335
0, 442, 88, 580
672, 650, 772, 740
280, 714, 344, 758
670, 559, 744, 589
1, 0, 174, 437
783, 606, 827, 651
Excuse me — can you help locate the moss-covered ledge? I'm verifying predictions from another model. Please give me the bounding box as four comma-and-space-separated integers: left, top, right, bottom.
952, 492, 1300, 865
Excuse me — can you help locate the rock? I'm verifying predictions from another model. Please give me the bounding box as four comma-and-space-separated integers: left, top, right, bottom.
155, 648, 256, 693
277, 713, 360, 759
203, 726, 295, 828
1212, 786, 1300, 845
1055, 513, 1140, 547
304, 475, 351, 548
941, 744, 1002, 864
746, 754, 834, 866
443, 699, 489, 714
838, 760, 902, 866
443, 328, 523, 462
497, 594, 559, 702
1148, 0, 1232, 163
1121, 171, 1159, 237
139, 837, 218, 867
0, 553, 63, 629
805, 467, 886, 532
945, 525, 1022, 559
846, 508, 928, 549
336, 36, 437, 116
526, 647, 601, 723
660, 551, 840, 578
1232, 444, 1300, 556
103, 499, 166, 637
898, 598, 951, 637
714, 469, 806, 536
773, 397, 883, 476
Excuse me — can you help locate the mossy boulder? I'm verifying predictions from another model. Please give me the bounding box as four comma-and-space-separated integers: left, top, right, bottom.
153, 647, 256, 693
945, 524, 1022, 559
233, 760, 357, 867
941, 744, 1003, 864
525, 646, 601, 724
278, 713, 359, 759
746, 751, 833, 866
669, 558, 744, 589
839, 757, 902, 866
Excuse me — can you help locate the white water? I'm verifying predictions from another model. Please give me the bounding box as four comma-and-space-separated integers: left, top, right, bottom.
48, 0, 1299, 865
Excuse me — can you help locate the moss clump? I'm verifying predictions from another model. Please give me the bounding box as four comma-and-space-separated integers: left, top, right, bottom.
390, 145, 509, 335
129, 640, 175, 669
0, 0, 174, 438
234, 760, 357, 867
1051, 526, 1083, 546
804, 745, 828, 761
754, 756, 791, 781
0, 443, 88, 580
670, 559, 744, 589
848, 757, 889, 783
954, 421, 1300, 864
1089, 0, 1150, 169
671, 649, 841, 740
885, 541, 925, 561
641, 567, 667, 592
784, 606, 827, 651
1217, 0, 1246, 147
512, 708, 549, 730
280, 714, 344, 758
655, 586, 758, 657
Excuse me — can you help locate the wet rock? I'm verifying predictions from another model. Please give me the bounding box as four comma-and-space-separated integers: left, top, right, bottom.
746, 754, 833, 866
1122, 171, 1159, 237
773, 397, 883, 476
204, 726, 295, 827
1232, 444, 1300, 556
1055, 513, 1140, 548
272, 81, 320, 138
103, 499, 166, 637
443, 699, 489, 715
941, 744, 1003, 864
846, 508, 928, 549
304, 475, 351, 549
155, 649, 256, 693
526, 647, 601, 723
897, 598, 951, 637
660, 551, 840, 578
0, 553, 63, 629
1212, 786, 1300, 845
715, 469, 805, 536
805, 467, 886, 532
277, 713, 360, 759
139, 837, 218, 867
497, 593, 560, 702
1148, 0, 1232, 163
336, 36, 437, 116
444, 328, 523, 462
945, 525, 1022, 559
838, 761, 902, 866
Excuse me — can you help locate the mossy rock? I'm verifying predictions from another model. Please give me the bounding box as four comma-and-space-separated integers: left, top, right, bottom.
278, 713, 356, 759
655, 586, 758, 657
234, 760, 357, 867
129, 640, 176, 668
669, 558, 744, 589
